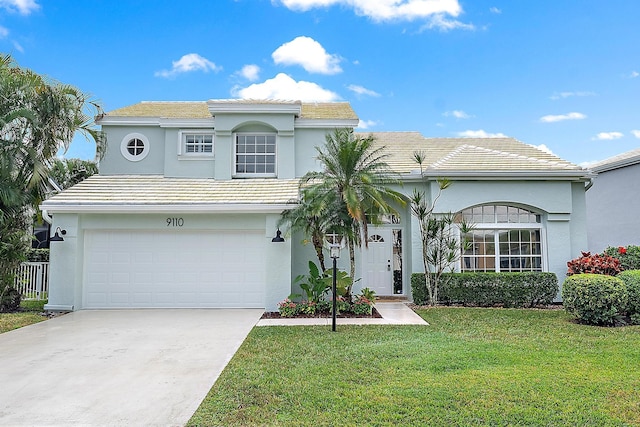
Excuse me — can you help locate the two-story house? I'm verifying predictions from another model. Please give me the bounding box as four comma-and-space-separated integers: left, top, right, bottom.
42, 100, 592, 312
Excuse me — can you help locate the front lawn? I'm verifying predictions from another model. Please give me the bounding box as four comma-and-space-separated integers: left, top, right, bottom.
189, 308, 640, 426
0, 300, 48, 334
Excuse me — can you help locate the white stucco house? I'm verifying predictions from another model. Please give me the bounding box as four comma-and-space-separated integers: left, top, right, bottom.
42, 100, 592, 312
587, 148, 640, 253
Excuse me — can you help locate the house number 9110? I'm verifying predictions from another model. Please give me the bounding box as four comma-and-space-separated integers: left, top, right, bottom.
166, 217, 184, 227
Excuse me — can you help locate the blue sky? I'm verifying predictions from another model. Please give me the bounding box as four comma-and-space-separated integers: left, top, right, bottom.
1, 0, 639, 166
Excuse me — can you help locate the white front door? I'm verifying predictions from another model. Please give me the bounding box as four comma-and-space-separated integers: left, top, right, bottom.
362, 228, 393, 295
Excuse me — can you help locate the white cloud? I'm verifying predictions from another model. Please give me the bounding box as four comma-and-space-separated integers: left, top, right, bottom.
490, 7, 501, 14
444, 110, 473, 119
347, 84, 380, 97
550, 91, 596, 100
357, 119, 378, 129
277, 0, 462, 22
593, 132, 624, 140
272, 36, 342, 74
630, 71, 639, 78
632, 130, 640, 138
421, 13, 475, 31
154, 53, 221, 78
232, 73, 340, 102
0, 0, 39, 14
456, 129, 507, 138
539, 112, 586, 123
0, 26, 8, 38
238, 64, 260, 81
12, 40, 23, 52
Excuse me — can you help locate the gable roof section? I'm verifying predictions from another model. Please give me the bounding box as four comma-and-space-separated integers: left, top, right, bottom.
41, 176, 300, 213
101, 100, 358, 122
362, 132, 588, 178
589, 148, 640, 173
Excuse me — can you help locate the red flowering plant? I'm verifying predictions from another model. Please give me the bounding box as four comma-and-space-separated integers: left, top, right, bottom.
352, 296, 373, 315
567, 251, 622, 276
604, 245, 640, 271
277, 298, 298, 317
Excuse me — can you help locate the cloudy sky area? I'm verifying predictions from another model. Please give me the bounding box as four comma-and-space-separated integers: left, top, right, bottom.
1, 0, 638, 166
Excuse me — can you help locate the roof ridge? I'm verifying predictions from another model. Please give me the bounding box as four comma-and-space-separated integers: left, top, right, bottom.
430, 144, 470, 168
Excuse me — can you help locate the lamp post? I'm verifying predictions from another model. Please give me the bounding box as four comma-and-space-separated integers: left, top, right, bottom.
325, 233, 344, 332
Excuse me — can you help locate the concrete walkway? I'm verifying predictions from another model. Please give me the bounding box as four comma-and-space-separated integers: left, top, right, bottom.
0, 309, 263, 427
256, 302, 428, 326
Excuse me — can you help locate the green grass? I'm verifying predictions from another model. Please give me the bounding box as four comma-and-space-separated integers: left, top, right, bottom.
0, 299, 47, 334
188, 308, 640, 426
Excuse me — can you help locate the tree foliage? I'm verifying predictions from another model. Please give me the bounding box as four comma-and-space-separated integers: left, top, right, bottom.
285, 128, 404, 300
0, 55, 104, 310
411, 152, 473, 306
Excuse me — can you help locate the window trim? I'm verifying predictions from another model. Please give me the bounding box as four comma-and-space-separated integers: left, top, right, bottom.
120, 132, 150, 162
459, 204, 547, 273
178, 130, 214, 158
233, 132, 277, 178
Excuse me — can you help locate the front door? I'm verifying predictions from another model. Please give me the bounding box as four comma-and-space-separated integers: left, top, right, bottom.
363, 228, 393, 295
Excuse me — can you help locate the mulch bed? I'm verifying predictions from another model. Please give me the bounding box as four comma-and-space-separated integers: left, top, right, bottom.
261, 308, 383, 319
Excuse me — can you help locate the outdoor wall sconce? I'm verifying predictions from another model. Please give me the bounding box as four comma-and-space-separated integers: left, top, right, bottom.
271, 228, 285, 243
49, 227, 67, 242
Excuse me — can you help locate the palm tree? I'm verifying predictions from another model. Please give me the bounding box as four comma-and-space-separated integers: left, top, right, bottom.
278, 188, 329, 272
299, 128, 405, 299
0, 55, 105, 310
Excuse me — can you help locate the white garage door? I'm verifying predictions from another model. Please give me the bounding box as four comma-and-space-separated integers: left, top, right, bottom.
83, 230, 266, 308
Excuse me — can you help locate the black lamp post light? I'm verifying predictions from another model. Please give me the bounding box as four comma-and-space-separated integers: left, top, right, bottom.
324, 232, 345, 332
49, 227, 67, 242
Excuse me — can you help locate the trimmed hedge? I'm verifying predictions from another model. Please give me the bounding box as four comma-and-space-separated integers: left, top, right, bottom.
562, 274, 627, 326
617, 270, 640, 316
411, 272, 558, 308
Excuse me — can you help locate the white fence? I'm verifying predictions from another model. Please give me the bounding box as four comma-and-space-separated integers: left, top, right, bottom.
14, 262, 49, 300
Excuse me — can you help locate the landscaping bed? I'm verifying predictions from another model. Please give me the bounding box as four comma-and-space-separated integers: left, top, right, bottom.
261, 307, 382, 319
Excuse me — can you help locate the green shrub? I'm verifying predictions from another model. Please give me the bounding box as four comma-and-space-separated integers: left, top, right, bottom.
0, 287, 21, 312
617, 270, 640, 316
26, 248, 49, 262
562, 274, 628, 326
604, 245, 640, 271
411, 272, 558, 307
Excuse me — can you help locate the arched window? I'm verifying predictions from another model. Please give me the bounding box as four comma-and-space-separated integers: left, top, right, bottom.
459, 205, 544, 272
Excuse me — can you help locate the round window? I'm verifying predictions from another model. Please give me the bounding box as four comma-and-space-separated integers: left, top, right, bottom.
120, 133, 150, 161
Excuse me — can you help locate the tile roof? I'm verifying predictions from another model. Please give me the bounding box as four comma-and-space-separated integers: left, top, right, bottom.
589, 148, 640, 172
104, 100, 358, 121
41, 176, 300, 210
361, 132, 583, 174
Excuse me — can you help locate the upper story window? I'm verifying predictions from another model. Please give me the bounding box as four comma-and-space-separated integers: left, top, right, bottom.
179, 131, 214, 157
120, 132, 149, 162
235, 133, 276, 176
459, 204, 544, 273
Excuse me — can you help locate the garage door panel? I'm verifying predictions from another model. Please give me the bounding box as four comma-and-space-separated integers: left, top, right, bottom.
84, 230, 266, 308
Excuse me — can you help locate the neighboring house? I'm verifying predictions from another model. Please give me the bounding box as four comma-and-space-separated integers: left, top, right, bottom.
586, 148, 640, 253
41, 100, 591, 311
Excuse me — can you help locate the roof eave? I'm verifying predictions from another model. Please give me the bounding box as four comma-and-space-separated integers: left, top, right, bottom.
401, 169, 594, 181
39, 203, 293, 214
97, 116, 215, 127
295, 118, 359, 128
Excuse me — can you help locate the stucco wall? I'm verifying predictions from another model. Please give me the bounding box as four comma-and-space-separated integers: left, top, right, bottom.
404, 179, 588, 299
587, 165, 640, 253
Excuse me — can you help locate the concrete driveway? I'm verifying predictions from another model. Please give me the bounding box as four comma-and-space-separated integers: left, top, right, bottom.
0, 309, 263, 426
